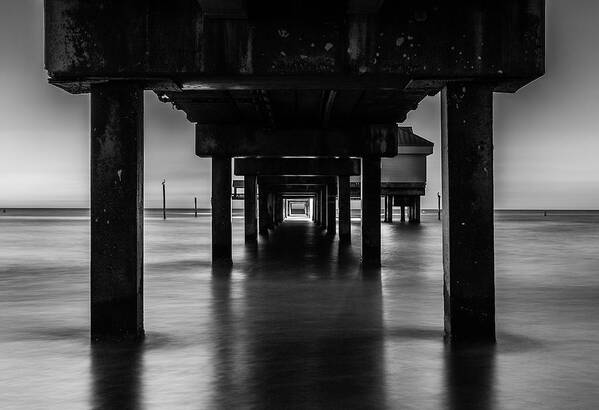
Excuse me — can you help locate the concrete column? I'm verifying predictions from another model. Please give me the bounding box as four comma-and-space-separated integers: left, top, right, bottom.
212, 156, 232, 265
361, 157, 381, 267
266, 193, 273, 229
244, 175, 257, 243
90, 82, 144, 341
319, 188, 326, 229
327, 183, 337, 236
385, 195, 393, 223
412, 196, 421, 223
320, 190, 325, 227
276, 195, 283, 224
442, 83, 495, 343
338, 175, 351, 244
270, 194, 276, 227
383, 196, 388, 222
400, 203, 406, 223
258, 187, 269, 237
274, 195, 278, 224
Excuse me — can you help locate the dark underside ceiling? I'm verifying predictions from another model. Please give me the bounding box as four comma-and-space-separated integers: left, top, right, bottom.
161, 87, 436, 127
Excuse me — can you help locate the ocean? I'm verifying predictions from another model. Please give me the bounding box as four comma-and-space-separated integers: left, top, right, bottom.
1, 209, 598, 409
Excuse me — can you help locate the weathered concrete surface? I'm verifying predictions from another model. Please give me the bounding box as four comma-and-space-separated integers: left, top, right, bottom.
385, 195, 393, 223
258, 194, 269, 237
315, 191, 321, 226
45, 1, 544, 93
442, 83, 495, 344
244, 175, 257, 243
234, 158, 360, 176
255, 176, 337, 186
338, 175, 351, 244
320, 188, 327, 230
90, 82, 144, 341
197, 125, 399, 157
327, 183, 337, 236
361, 157, 381, 267
212, 156, 232, 265
275, 195, 284, 224
411, 196, 421, 224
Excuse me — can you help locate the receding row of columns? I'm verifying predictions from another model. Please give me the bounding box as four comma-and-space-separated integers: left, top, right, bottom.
383, 195, 421, 224
241, 175, 355, 248
89, 81, 495, 344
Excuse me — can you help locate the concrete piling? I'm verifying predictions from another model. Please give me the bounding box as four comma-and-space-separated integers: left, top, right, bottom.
442, 83, 495, 344
90, 82, 144, 341
244, 175, 257, 243
259, 186, 269, 237
211, 156, 232, 265
327, 183, 337, 236
338, 176, 351, 244
361, 157, 382, 268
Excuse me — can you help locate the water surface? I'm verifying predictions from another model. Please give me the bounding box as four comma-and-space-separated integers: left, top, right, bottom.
1, 209, 598, 409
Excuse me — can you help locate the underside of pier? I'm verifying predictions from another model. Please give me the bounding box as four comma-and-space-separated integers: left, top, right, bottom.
44, 0, 545, 343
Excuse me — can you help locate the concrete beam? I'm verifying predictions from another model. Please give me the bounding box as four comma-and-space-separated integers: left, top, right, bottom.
257, 175, 337, 187
442, 83, 495, 344
90, 82, 144, 341
196, 125, 399, 157
45, 1, 544, 93
234, 158, 360, 176
196, 0, 246, 18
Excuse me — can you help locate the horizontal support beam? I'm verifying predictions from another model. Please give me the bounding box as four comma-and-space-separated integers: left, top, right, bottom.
196, 124, 399, 157
45, 1, 544, 92
258, 175, 336, 187
234, 158, 360, 176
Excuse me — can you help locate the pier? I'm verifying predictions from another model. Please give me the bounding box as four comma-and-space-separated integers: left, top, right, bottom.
43, 0, 545, 344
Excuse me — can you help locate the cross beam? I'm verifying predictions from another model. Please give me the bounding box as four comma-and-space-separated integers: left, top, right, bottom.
234, 158, 360, 176
196, 124, 399, 157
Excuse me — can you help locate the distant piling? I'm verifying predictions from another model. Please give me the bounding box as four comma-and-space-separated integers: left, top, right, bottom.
162, 179, 166, 220
437, 192, 441, 220
194, 197, 198, 217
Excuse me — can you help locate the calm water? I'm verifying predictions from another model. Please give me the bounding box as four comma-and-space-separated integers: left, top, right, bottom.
1, 209, 598, 409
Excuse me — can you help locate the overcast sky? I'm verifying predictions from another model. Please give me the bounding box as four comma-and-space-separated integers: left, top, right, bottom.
1, 0, 598, 209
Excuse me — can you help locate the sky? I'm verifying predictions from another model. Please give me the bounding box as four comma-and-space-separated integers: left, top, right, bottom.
0, 0, 598, 209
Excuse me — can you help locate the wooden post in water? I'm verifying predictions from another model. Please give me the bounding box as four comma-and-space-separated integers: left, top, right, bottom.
162, 179, 166, 220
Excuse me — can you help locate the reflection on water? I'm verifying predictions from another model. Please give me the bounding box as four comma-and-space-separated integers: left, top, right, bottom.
444, 344, 496, 410
91, 341, 143, 410
1, 210, 598, 409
